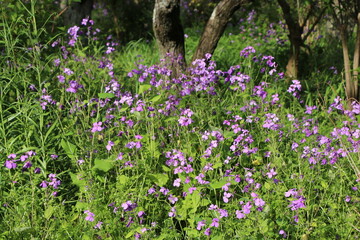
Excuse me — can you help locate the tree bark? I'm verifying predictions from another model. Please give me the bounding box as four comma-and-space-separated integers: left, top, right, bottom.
340, 26, 356, 100
277, 0, 303, 79
153, 0, 186, 77
352, 12, 360, 100
61, 0, 94, 26
286, 41, 301, 79
192, 0, 243, 61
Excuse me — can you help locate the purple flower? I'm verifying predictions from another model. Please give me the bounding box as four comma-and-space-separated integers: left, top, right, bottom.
91, 122, 103, 133
81, 17, 89, 26
240, 46, 256, 58
39, 181, 48, 188
242, 202, 252, 214
63, 68, 74, 75
84, 210, 95, 222
121, 201, 137, 212
173, 178, 181, 187
168, 207, 176, 217
217, 208, 228, 218
197, 220, 206, 230
94, 221, 103, 229
254, 198, 266, 207
204, 228, 211, 236
168, 194, 178, 204
4, 160, 17, 169
266, 168, 277, 178
305, 105, 317, 114
160, 187, 170, 195
23, 161, 32, 169
138, 211, 146, 218
287, 80, 302, 98
178, 116, 193, 126
223, 192, 232, 203
279, 230, 287, 238
106, 141, 114, 151
210, 218, 219, 227
57, 75, 65, 83
236, 210, 245, 219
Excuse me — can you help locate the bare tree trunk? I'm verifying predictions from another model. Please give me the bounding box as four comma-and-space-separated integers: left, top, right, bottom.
192, 0, 242, 61
340, 26, 356, 100
352, 12, 360, 100
277, 0, 303, 79
61, 0, 94, 26
286, 38, 301, 79
153, 0, 186, 77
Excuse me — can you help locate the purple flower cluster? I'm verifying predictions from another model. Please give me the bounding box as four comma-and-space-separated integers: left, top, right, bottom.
285, 188, 306, 222
4, 151, 36, 170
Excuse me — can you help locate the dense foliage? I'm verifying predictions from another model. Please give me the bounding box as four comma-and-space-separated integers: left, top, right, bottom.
0, 1, 359, 239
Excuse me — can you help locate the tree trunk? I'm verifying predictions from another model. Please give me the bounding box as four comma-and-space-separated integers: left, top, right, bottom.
192, 0, 243, 61
153, 0, 186, 77
277, 0, 303, 79
286, 35, 302, 79
340, 26, 356, 100
352, 12, 360, 101
61, 0, 94, 26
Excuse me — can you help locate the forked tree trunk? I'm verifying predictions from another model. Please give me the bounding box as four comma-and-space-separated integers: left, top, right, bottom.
61, 0, 93, 26
153, 0, 248, 76
153, 0, 186, 77
192, 0, 243, 61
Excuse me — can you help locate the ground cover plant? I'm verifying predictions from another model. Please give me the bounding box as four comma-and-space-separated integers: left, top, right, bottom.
1, 2, 360, 240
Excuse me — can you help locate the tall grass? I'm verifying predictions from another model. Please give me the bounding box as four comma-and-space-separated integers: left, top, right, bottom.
0, 2, 359, 239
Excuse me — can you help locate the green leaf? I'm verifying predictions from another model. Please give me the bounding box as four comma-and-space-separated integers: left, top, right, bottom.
210, 179, 228, 189
148, 173, 168, 186
125, 227, 142, 238
75, 201, 88, 210
44, 205, 55, 220
93, 158, 114, 172
150, 94, 162, 103
98, 92, 115, 99
69, 172, 86, 188
60, 139, 77, 160
138, 84, 152, 95
162, 165, 171, 172
120, 106, 128, 112
184, 228, 199, 238
118, 175, 129, 185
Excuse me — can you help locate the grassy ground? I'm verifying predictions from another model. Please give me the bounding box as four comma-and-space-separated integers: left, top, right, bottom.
0, 2, 359, 240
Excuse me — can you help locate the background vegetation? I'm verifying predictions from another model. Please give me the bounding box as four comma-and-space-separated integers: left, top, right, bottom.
0, 0, 359, 239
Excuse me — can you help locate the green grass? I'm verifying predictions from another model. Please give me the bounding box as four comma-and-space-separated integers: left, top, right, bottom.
0, 2, 359, 239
